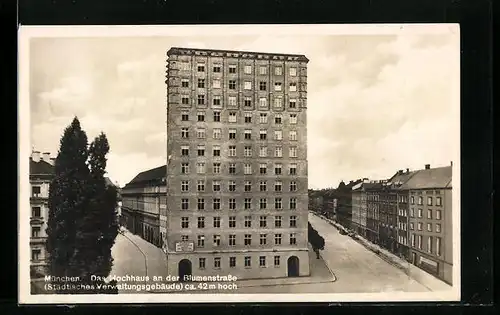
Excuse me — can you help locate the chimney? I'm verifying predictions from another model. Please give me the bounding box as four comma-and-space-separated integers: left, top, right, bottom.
450, 161, 453, 166
406, 168, 409, 173
32, 151, 40, 162
425, 164, 430, 170
42, 152, 51, 163
398, 169, 403, 175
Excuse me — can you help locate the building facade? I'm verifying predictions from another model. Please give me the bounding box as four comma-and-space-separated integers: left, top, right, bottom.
165, 47, 310, 280
401, 164, 453, 285
351, 180, 369, 237
121, 165, 167, 247
29, 151, 55, 278
365, 182, 383, 244
336, 179, 362, 230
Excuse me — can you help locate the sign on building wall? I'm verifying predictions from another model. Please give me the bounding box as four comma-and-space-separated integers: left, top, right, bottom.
175, 241, 194, 252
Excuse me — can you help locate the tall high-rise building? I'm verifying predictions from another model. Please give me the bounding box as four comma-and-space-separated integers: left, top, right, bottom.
164, 47, 309, 280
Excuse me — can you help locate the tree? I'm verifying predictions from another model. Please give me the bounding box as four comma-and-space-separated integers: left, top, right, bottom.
308, 222, 325, 259
46, 117, 90, 293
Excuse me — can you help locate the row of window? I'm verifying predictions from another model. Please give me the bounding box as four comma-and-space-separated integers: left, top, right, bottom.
181, 128, 299, 142
179, 94, 302, 109
180, 197, 299, 211
411, 196, 443, 206
180, 111, 299, 124
178, 62, 299, 77
182, 232, 299, 247
181, 146, 299, 159
197, 254, 283, 270
411, 234, 442, 256
181, 215, 298, 229
180, 180, 300, 193
180, 78, 301, 92
409, 222, 442, 233
181, 162, 299, 175
398, 235, 408, 246
410, 208, 443, 220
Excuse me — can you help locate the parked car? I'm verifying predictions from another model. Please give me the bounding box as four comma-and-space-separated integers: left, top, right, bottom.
339, 229, 347, 235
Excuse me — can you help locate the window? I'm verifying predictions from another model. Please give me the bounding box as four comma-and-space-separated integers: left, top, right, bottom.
275, 97, 283, 108
212, 128, 221, 139
229, 80, 236, 89
259, 97, 267, 107
244, 182, 252, 192
229, 198, 236, 210
260, 234, 267, 245
229, 163, 236, 174
275, 114, 282, 124
289, 82, 297, 92
259, 256, 266, 267
290, 181, 297, 192
260, 181, 267, 192
214, 257, 221, 268
197, 235, 205, 247
259, 113, 268, 123
181, 198, 189, 210
212, 180, 221, 192
259, 163, 267, 174
196, 128, 206, 140
411, 234, 415, 247
197, 198, 205, 210
260, 198, 267, 209
181, 217, 189, 228
197, 217, 205, 228
195, 111, 205, 122
229, 129, 236, 139
181, 163, 189, 174
228, 96, 237, 107
244, 234, 252, 245
427, 223, 432, 232
259, 81, 267, 91
274, 82, 282, 91
427, 196, 433, 206
213, 162, 221, 174
244, 81, 252, 90
260, 216, 267, 227
417, 222, 422, 230
274, 256, 280, 266
229, 216, 236, 228
213, 95, 221, 106
213, 65, 221, 73
290, 198, 297, 210
275, 197, 282, 209
180, 62, 190, 71
289, 67, 297, 76
32, 207, 41, 218
213, 235, 221, 247
181, 112, 189, 121
244, 163, 252, 175
436, 210, 442, 220
289, 147, 297, 158
290, 216, 297, 228
212, 145, 221, 157
275, 216, 282, 228
259, 146, 268, 157
213, 111, 221, 122
229, 182, 236, 192
290, 113, 298, 124
410, 196, 415, 204
244, 97, 252, 108
436, 237, 442, 256
410, 222, 414, 230
259, 66, 267, 75
275, 146, 283, 157
410, 208, 415, 217
427, 236, 433, 253
197, 64, 205, 72
244, 256, 251, 267
289, 131, 298, 141
32, 227, 40, 238
181, 145, 189, 156
274, 130, 283, 140
197, 78, 205, 88
436, 223, 441, 233
244, 65, 252, 74
181, 181, 189, 192
181, 127, 189, 139
31, 249, 41, 261
244, 216, 252, 228
427, 209, 433, 219
213, 198, 221, 210
435, 197, 442, 206
229, 65, 236, 73
289, 99, 297, 109
274, 233, 282, 245
418, 209, 423, 218
196, 162, 205, 174
275, 163, 282, 175
290, 233, 297, 245
197, 180, 205, 192
418, 196, 423, 205
275, 66, 283, 75
418, 235, 423, 249
289, 163, 297, 175
259, 130, 267, 140
197, 95, 205, 105
229, 257, 236, 267
244, 112, 252, 123
244, 129, 252, 140
244, 198, 252, 209
275, 181, 282, 192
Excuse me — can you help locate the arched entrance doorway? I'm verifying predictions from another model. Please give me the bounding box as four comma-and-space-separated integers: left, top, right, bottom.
178, 259, 192, 282
287, 256, 300, 277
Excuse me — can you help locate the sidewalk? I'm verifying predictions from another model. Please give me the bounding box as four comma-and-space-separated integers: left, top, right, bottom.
314, 213, 452, 292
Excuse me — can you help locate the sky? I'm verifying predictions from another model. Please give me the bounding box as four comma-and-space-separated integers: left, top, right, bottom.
28, 26, 459, 189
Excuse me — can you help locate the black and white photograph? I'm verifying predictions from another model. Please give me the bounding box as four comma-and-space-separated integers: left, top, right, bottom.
18, 24, 460, 303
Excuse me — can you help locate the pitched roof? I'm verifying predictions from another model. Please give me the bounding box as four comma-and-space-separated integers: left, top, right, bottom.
104, 177, 116, 188
386, 170, 419, 188
123, 165, 166, 188
399, 166, 452, 190
29, 158, 54, 175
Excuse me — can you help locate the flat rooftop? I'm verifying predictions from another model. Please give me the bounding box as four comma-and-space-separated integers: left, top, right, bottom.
167, 47, 309, 62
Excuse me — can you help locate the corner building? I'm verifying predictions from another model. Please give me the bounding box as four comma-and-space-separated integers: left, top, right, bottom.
165, 47, 310, 280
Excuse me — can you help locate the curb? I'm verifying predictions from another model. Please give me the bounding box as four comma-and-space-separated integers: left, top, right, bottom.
318, 251, 337, 283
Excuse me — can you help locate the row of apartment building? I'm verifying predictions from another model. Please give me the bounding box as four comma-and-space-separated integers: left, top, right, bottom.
334, 164, 453, 285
